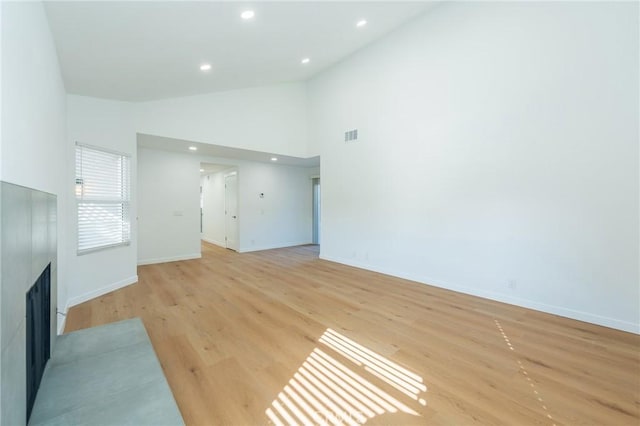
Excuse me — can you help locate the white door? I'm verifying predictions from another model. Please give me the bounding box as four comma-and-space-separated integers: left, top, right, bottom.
224, 173, 238, 251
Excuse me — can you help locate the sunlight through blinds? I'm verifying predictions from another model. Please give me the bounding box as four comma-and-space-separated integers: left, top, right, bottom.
75, 143, 131, 254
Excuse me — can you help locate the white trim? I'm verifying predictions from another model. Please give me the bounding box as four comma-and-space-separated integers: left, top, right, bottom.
57, 300, 70, 335
239, 241, 312, 253
201, 237, 226, 248
137, 253, 201, 266
319, 254, 640, 335
77, 240, 131, 256
64, 274, 138, 314
75, 141, 131, 159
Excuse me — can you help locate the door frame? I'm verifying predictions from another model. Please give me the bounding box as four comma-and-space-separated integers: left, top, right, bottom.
224, 170, 239, 251
312, 177, 320, 245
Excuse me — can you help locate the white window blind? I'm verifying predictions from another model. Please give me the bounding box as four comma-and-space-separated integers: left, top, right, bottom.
75, 143, 131, 254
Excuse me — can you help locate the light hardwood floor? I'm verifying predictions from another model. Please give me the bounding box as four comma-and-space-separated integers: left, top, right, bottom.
65, 243, 640, 425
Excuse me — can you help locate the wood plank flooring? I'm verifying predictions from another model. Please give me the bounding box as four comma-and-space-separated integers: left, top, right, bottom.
65, 243, 640, 425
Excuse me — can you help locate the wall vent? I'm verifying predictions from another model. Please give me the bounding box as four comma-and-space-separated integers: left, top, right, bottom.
344, 129, 358, 143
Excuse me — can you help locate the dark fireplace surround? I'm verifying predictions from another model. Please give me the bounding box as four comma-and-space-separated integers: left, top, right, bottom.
26, 263, 52, 421
0, 182, 58, 425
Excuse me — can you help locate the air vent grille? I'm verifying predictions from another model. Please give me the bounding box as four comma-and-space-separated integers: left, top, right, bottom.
344, 129, 358, 143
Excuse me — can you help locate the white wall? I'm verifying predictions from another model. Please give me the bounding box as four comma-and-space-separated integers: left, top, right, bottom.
201, 171, 228, 247
0, 1, 3, 418
65, 95, 138, 309
237, 161, 312, 252
0, 2, 66, 423
137, 148, 201, 265
138, 147, 313, 262
65, 83, 313, 299
308, 2, 639, 332
1, 5, 66, 195
134, 82, 309, 158
0, 1, 3, 180
65, 81, 314, 293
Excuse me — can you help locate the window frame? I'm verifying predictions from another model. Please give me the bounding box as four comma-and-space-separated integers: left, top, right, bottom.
75, 142, 131, 255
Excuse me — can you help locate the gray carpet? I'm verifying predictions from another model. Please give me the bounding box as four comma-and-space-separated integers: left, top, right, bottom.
29, 318, 184, 426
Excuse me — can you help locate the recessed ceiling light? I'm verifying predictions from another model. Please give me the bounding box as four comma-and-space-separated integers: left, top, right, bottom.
356, 19, 367, 28
200, 168, 204, 172
301, 58, 310, 65
189, 146, 198, 151
271, 157, 278, 161
241, 10, 255, 20
200, 64, 211, 71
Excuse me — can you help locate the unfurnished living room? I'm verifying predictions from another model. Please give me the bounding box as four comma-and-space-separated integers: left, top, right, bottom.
1, 1, 638, 425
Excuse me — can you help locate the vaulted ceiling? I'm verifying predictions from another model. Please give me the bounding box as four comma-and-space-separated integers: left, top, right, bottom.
44, 1, 436, 102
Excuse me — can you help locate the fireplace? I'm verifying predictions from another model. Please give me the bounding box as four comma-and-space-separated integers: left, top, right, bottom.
0, 182, 57, 424
26, 263, 52, 422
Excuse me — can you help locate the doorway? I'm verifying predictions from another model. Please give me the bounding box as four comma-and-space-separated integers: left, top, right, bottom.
312, 177, 321, 245
225, 172, 239, 251
200, 163, 237, 250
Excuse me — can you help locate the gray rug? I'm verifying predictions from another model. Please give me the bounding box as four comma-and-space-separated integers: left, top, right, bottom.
29, 318, 184, 426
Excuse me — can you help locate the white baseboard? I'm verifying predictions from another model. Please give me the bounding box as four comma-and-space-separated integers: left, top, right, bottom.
57, 300, 69, 335
67, 275, 138, 308
239, 241, 312, 253
58, 275, 139, 334
320, 254, 639, 335
201, 237, 225, 248
137, 253, 201, 266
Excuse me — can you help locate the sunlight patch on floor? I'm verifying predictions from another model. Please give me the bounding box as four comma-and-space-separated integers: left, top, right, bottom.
266, 329, 427, 425
494, 319, 556, 426
320, 328, 427, 404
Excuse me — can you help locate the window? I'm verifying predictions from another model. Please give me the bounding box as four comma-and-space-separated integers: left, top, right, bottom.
75, 143, 131, 254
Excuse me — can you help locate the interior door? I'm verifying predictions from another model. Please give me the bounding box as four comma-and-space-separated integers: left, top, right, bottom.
224, 173, 238, 251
